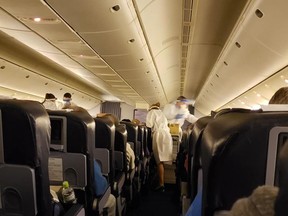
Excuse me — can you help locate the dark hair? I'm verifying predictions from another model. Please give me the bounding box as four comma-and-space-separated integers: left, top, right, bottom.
149, 102, 160, 111
97, 113, 119, 125
269, 87, 288, 104
177, 95, 187, 101
44, 93, 57, 100
63, 92, 72, 98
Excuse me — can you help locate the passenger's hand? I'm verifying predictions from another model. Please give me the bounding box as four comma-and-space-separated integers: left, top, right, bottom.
175, 114, 184, 119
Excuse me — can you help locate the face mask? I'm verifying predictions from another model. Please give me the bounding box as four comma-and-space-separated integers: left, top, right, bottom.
180, 104, 187, 109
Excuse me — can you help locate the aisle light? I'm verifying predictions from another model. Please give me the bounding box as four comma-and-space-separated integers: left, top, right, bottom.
33, 17, 41, 22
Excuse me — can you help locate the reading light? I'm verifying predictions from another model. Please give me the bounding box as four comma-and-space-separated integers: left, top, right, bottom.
110, 5, 120, 13
128, 39, 135, 43
255, 9, 264, 18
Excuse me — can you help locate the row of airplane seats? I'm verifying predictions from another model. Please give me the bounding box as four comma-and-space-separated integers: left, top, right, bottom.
0, 99, 151, 216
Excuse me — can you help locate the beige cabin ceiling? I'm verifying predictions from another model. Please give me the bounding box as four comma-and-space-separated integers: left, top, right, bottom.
1, 0, 288, 114
0, 0, 249, 111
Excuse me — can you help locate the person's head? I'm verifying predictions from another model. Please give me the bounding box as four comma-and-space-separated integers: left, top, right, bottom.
149, 102, 160, 111
42, 93, 57, 110
44, 93, 57, 101
269, 87, 288, 104
63, 92, 72, 102
97, 113, 119, 125
132, 119, 140, 125
176, 95, 189, 109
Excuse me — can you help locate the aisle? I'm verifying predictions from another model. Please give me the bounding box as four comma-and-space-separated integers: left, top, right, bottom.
126, 183, 180, 216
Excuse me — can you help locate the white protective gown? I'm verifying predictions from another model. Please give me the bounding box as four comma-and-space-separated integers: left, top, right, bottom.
163, 101, 198, 127
146, 109, 172, 164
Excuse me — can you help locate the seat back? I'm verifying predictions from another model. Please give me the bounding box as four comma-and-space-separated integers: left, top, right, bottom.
120, 121, 139, 160
201, 108, 288, 216
188, 116, 212, 200
137, 125, 145, 160
275, 139, 288, 216
142, 126, 150, 157
49, 152, 87, 188
0, 164, 37, 215
94, 117, 115, 185
147, 127, 153, 153
48, 110, 95, 214
0, 99, 51, 216
114, 124, 128, 173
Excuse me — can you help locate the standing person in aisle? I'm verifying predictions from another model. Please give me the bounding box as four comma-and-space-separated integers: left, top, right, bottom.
163, 96, 198, 140
146, 102, 173, 192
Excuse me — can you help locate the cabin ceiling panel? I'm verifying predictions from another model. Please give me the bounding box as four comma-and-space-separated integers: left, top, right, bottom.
192, 0, 248, 45
184, 45, 222, 99
101, 55, 146, 71
195, 0, 288, 114
79, 27, 145, 56
89, 67, 116, 76
45, 0, 134, 33
0, 8, 29, 31
0, 0, 53, 17
135, 0, 181, 56
0, 27, 62, 55
186, 0, 248, 106
155, 46, 181, 78
0, 59, 100, 109
71, 58, 102, 69
120, 72, 155, 83
240, 0, 288, 58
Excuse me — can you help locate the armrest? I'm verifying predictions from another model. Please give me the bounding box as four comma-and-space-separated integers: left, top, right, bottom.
114, 151, 123, 171
64, 204, 85, 216
94, 148, 110, 175
128, 168, 135, 182
97, 187, 111, 214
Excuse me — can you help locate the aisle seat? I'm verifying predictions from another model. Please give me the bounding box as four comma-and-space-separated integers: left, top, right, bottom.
200, 108, 288, 216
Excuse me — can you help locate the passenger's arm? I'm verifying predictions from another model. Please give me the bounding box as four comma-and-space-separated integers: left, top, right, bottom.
185, 110, 198, 124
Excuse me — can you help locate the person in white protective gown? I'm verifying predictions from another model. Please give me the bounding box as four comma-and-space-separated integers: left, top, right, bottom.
146, 102, 172, 192
163, 96, 198, 140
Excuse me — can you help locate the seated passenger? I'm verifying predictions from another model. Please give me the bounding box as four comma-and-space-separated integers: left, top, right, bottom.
93, 160, 116, 216
228, 185, 278, 216
126, 142, 135, 170
268, 86, 288, 104
97, 113, 136, 171
50, 189, 65, 216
